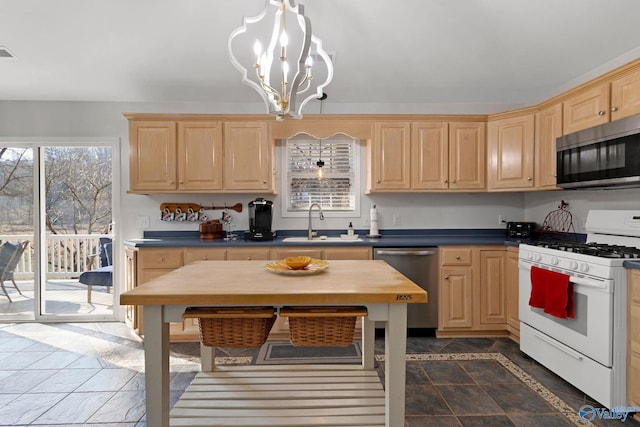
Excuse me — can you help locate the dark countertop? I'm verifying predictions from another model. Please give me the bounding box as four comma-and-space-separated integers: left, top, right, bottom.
624, 260, 640, 270
123, 229, 640, 268
124, 229, 519, 249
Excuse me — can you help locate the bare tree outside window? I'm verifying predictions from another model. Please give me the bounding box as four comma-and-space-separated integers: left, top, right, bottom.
0, 146, 112, 274
44, 147, 112, 235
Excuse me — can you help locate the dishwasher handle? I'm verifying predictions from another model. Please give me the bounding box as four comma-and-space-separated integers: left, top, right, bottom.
375, 250, 435, 256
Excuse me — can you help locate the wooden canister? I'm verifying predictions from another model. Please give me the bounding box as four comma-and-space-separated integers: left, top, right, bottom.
199, 220, 223, 239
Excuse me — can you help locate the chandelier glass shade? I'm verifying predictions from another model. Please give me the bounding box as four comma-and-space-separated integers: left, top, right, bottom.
228, 0, 333, 120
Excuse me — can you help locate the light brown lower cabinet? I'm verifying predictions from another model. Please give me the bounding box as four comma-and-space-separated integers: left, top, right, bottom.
438, 246, 511, 338
627, 268, 640, 416
126, 245, 372, 342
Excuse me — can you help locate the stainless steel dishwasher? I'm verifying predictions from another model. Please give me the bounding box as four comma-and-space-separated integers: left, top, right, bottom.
373, 247, 438, 329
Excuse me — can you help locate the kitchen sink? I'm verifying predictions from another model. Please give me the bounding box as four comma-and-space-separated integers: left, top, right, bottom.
282, 236, 363, 243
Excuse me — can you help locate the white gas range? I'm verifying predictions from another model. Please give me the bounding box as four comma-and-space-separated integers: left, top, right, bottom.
518, 210, 640, 409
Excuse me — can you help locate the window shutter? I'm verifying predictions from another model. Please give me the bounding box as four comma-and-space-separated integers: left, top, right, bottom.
286, 139, 356, 211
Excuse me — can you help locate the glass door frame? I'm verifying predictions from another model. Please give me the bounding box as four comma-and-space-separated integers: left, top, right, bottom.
1, 137, 121, 322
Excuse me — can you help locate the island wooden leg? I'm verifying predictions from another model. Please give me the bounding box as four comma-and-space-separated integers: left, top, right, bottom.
361, 316, 376, 369
385, 304, 407, 427
200, 343, 215, 372
144, 305, 170, 427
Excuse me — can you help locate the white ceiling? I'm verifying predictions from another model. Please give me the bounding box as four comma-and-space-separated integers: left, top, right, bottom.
2, 0, 640, 114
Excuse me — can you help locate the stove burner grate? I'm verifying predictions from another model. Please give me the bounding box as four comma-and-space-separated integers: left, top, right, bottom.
529, 240, 640, 259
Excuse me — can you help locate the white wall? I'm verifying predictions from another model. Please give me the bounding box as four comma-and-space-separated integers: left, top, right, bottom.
524, 189, 640, 234
1, 99, 638, 240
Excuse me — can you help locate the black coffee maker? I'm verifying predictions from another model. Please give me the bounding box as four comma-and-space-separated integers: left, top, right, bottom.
245, 198, 276, 241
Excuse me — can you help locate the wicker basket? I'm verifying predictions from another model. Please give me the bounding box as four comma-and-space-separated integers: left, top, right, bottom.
183, 307, 276, 348
279, 306, 368, 347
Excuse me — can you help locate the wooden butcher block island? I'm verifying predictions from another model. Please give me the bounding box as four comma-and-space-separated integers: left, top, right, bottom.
120, 260, 428, 427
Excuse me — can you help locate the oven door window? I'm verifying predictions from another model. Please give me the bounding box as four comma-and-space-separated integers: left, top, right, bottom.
518, 264, 614, 366
557, 134, 640, 186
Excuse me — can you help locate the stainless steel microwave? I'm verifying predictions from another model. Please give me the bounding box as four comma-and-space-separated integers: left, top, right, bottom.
556, 113, 640, 189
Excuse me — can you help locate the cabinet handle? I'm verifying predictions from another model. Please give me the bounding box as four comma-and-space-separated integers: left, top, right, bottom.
452, 179, 457, 183
179, 180, 184, 184
376, 179, 381, 184
444, 179, 448, 183
247, 257, 252, 260
263, 181, 267, 184
527, 177, 532, 181
158, 256, 164, 263
598, 110, 606, 116
611, 106, 618, 112
455, 256, 461, 260
444, 275, 449, 279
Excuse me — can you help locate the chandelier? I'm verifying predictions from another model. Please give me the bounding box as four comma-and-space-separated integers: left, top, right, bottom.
228, 0, 334, 120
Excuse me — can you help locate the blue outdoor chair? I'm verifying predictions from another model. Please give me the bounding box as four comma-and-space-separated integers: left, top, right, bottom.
78, 237, 112, 304
0, 241, 29, 302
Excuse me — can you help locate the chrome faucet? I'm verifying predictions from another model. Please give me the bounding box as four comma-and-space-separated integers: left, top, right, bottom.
308, 203, 325, 239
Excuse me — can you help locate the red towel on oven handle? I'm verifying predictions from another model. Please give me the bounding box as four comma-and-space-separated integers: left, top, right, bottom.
543, 269, 574, 319
529, 266, 547, 309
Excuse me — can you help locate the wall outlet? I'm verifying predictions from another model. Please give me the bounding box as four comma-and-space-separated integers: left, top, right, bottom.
392, 214, 401, 226
137, 215, 150, 229
498, 215, 506, 225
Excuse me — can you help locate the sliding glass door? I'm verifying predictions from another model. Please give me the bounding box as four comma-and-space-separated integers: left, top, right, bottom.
0, 147, 35, 320
0, 141, 118, 321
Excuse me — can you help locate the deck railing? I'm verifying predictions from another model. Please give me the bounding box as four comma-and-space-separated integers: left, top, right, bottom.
0, 234, 109, 279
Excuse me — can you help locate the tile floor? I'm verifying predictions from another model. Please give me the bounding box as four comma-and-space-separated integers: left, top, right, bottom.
0, 322, 635, 426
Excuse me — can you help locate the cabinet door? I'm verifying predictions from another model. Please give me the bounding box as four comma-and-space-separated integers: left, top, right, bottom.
449, 122, 486, 190
628, 269, 640, 408
138, 248, 184, 269
506, 248, 519, 335
439, 268, 473, 329
479, 250, 507, 325
563, 84, 609, 134
223, 122, 272, 191
488, 114, 535, 190
323, 247, 372, 260
178, 121, 223, 191
411, 122, 448, 189
611, 68, 640, 121
371, 122, 411, 190
136, 268, 177, 337
124, 248, 138, 331
226, 247, 270, 260
441, 247, 473, 266
129, 121, 177, 191
269, 247, 323, 260
536, 104, 562, 189
184, 247, 226, 264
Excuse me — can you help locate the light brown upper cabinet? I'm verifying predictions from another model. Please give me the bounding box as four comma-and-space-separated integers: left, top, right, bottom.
178, 121, 223, 191
129, 120, 222, 193
370, 120, 485, 192
223, 121, 273, 192
535, 103, 562, 189
447, 122, 486, 190
487, 113, 535, 190
563, 66, 640, 134
611, 67, 640, 121
127, 117, 273, 193
370, 122, 412, 191
562, 84, 609, 135
129, 121, 178, 192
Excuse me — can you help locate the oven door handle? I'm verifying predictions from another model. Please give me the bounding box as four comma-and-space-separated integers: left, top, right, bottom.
518, 261, 610, 290
531, 331, 584, 360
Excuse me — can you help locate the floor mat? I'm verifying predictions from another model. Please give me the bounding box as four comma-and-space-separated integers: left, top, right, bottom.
254, 340, 362, 365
